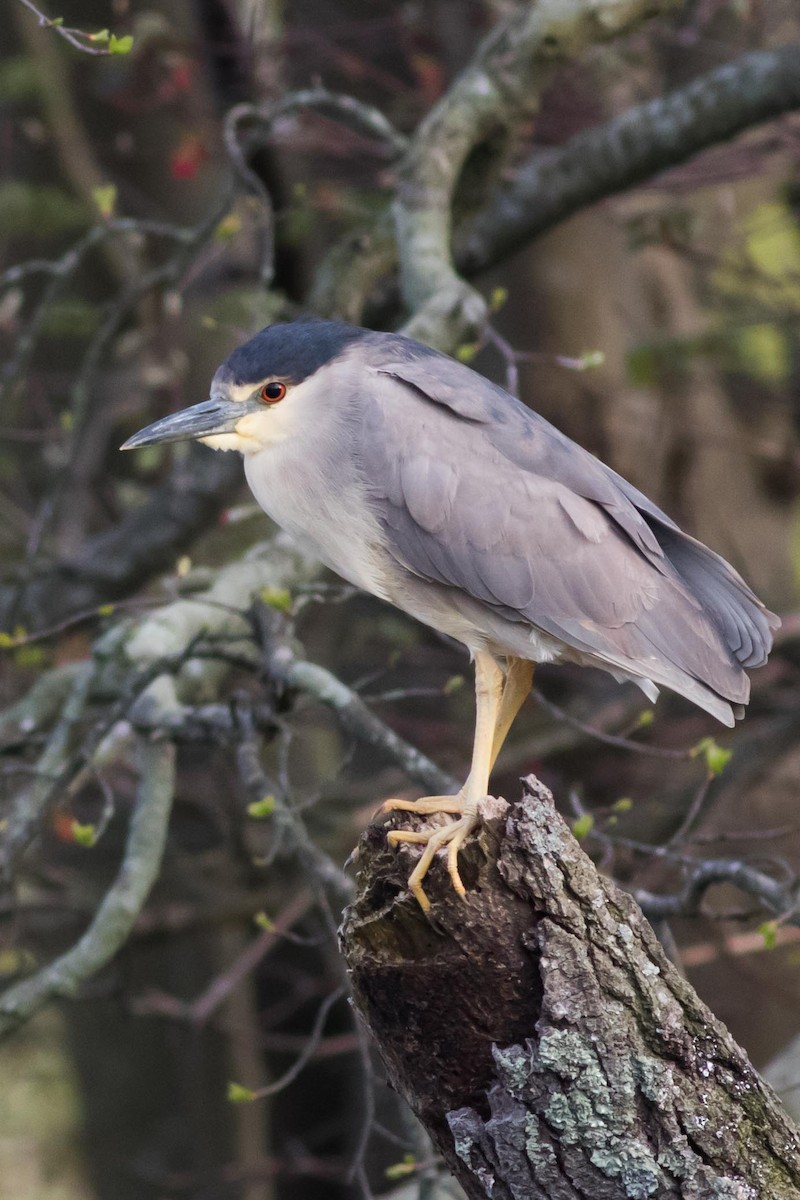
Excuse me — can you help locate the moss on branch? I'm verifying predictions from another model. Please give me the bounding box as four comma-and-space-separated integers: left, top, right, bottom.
340, 777, 800, 1199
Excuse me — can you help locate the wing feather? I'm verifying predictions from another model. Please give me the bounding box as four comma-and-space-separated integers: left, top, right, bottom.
359, 344, 777, 719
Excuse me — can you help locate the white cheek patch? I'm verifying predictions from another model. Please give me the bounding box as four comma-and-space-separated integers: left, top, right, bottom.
235, 410, 286, 445
200, 378, 308, 454
199, 432, 252, 453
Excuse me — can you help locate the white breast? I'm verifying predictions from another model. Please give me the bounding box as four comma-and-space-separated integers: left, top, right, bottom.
243, 422, 390, 599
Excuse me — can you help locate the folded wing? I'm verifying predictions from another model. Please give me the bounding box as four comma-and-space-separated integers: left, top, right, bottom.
361, 346, 777, 724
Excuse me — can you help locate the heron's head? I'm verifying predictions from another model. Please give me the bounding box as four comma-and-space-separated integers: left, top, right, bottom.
121, 320, 367, 455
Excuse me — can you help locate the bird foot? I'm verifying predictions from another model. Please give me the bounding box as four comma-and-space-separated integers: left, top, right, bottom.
379, 795, 464, 817
384, 800, 479, 912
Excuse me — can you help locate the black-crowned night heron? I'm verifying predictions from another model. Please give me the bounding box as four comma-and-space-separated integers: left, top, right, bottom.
123, 320, 778, 910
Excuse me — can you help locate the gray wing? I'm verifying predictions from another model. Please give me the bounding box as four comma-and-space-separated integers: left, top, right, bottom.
361, 345, 777, 721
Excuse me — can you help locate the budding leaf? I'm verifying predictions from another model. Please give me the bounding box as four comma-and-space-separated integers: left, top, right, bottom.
759, 921, 778, 951
215, 213, 242, 242
71, 821, 97, 847
385, 1156, 417, 1181
571, 813, 594, 841
247, 795, 276, 820
108, 34, 134, 54
259, 586, 292, 612
227, 1082, 257, 1104
691, 736, 732, 776
92, 183, 117, 219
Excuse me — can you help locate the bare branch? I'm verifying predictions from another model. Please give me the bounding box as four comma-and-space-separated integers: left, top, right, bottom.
15, 0, 132, 55
634, 857, 798, 922
459, 42, 800, 273
253, 603, 459, 798
8, 39, 799, 629
224, 90, 407, 287
0, 737, 175, 1037
395, 0, 683, 350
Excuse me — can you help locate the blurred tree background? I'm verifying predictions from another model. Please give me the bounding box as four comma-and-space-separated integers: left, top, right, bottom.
1, 1, 800, 1197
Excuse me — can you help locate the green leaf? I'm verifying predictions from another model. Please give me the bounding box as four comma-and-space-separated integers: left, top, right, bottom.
215, 213, 242, 242
227, 1082, 257, 1104
489, 286, 508, 313
90, 28, 110, 43
247, 795, 276, 820
577, 349, 605, 370
108, 34, 134, 54
612, 797, 633, 813
71, 821, 97, 847
690, 736, 732, 776
0, 625, 28, 650
635, 709, 654, 729
758, 921, 778, 951
746, 202, 800, 282
385, 1155, 417, 1181
571, 813, 594, 841
253, 911, 274, 931
259, 586, 292, 613
92, 183, 117, 219
456, 342, 478, 363
0, 948, 37, 976
443, 674, 465, 695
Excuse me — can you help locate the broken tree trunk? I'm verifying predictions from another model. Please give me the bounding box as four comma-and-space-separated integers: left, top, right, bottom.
339, 777, 800, 1199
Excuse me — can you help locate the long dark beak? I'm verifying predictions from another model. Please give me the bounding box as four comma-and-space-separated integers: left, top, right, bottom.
120, 397, 246, 450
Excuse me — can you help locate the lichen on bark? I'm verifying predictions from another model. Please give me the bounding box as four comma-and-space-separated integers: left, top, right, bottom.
340, 777, 800, 1199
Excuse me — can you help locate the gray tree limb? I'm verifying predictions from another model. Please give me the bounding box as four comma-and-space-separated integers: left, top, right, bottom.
8, 31, 800, 631
0, 737, 175, 1036
395, 0, 683, 349
340, 777, 800, 1199
459, 42, 800, 273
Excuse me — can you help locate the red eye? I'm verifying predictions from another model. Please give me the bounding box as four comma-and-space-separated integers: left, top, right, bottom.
260, 381, 286, 404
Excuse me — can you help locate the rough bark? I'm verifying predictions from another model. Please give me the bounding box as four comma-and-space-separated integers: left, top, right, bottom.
340, 777, 800, 1199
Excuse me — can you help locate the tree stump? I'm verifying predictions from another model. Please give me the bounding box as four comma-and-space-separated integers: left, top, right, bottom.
339, 777, 800, 1199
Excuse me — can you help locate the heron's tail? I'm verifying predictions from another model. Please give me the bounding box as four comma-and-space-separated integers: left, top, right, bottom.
652, 524, 779, 671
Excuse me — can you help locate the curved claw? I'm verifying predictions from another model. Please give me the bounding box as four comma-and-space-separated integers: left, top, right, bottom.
387, 810, 479, 912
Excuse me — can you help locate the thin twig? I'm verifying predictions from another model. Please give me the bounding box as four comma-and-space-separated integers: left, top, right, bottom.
0, 738, 175, 1036
15, 0, 131, 55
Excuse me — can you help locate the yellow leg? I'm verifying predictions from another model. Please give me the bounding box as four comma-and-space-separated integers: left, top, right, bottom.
489, 657, 534, 769
387, 652, 505, 910
380, 656, 533, 821
383, 656, 534, 910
